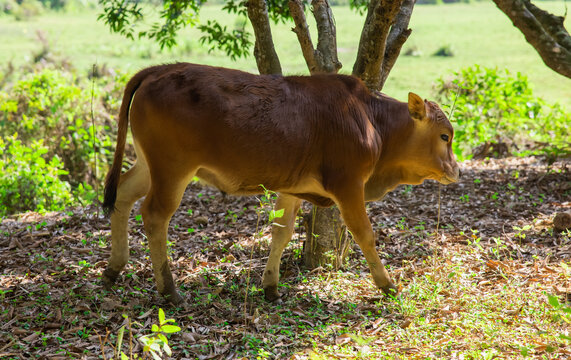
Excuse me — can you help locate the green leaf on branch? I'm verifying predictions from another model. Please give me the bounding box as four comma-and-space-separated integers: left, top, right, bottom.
198, 20, 252, 60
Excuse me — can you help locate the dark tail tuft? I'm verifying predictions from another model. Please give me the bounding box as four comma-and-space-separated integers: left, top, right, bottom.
102, 170, 119, 215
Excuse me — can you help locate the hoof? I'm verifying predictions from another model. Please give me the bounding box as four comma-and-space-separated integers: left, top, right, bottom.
102, 268, 120, 289
381, 282, 398, 297
164, 291, 185, 305
264, 285, 281, 303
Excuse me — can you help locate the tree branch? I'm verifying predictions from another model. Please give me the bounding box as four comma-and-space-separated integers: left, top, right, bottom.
352, 0, 404, 90
493, 0, 571, 78
246, 0, 282, 75
312, 0, 342, 73
379, 0, 415, 88
289, 0, 341, 74
289, 0, 320, 74
525, 1, 571, 49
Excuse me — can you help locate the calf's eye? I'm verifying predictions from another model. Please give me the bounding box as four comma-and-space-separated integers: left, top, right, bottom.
440, 134, 449, 142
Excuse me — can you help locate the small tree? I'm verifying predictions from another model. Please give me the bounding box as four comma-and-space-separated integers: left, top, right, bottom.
99, 0, 415, 270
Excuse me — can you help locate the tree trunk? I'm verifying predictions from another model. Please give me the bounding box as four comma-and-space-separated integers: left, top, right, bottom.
293, 0, 413, 271
352, 0, 404, 90
247, 0, 414, 272
492, 0, 571, 78
380, 0, 415, 88
288, 0, 350, 270
289, 0, 342, 74
303, 206, 349, 270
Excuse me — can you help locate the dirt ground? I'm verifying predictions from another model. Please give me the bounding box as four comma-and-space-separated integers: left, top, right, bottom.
0, 156, 569, 359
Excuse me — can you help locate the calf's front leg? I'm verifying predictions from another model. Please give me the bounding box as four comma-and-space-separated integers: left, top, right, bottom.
335, 187, 397, 295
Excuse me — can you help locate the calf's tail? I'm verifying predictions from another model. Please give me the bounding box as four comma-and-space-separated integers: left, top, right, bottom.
102, 67, 155, 215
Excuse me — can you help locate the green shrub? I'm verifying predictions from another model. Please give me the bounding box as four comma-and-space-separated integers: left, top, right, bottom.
0, 0, 18, 14
1, 0, 93, 15
435, 65, 570, 160
12, 0, 43, 20
0, 60, 127, 216
37, 0, 68, 10
0, 67, 114, 188
433, 45, 454, 57
417, 0, 477, 3
0, 134, 74, 217
416, 0, 443, 5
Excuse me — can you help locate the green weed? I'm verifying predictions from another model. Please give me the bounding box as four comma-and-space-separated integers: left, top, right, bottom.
0, 134, 73, 216
436, 65, 570, 160
109, 308, 181, 360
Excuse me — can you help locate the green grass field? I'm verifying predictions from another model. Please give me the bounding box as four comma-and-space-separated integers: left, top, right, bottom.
0, 2, 569, 108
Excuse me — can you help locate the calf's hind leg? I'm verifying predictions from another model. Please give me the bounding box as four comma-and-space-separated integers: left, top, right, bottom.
103, 155, 150, 287
141, 174, 190, 304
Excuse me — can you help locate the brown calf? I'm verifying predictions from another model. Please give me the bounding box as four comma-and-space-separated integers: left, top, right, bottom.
103, 63, 460, 304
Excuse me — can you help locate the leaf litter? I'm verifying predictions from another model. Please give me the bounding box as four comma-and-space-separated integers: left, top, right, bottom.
0, 156, 570, 359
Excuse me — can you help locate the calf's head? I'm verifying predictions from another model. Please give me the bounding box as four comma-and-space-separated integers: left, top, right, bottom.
401, 92, 460, 185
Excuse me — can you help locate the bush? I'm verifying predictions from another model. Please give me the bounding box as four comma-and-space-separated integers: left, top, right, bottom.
0, 60, 127, 216
0, 0, 18, 14
0, 67, 116, 187
1, 0, 95, 15
433, 45, 454, 57
12, 0, 43, 20
417, 0, 478, 3
435, 65, 570, 160
37, 0, 68, 10
0, 134, 74, 217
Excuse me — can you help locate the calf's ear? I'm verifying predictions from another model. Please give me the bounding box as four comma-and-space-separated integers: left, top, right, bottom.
408, 92, 426, 120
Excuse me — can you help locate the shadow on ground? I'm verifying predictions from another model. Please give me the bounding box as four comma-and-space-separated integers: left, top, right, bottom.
1, 157, 569, 359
